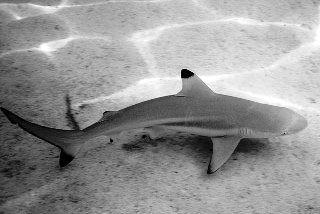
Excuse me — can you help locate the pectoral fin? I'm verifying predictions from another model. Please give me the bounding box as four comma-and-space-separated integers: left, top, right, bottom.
207, 137, 241, 174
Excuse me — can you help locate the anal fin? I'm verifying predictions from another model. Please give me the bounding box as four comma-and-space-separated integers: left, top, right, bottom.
207, 136, 241, 174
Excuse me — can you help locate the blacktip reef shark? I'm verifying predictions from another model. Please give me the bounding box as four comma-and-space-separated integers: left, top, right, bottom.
1, 69, 308, 174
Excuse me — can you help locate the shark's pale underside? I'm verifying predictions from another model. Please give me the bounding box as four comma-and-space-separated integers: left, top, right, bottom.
1, 69, 308, 174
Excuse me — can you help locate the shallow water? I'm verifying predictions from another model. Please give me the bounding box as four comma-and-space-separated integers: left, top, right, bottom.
0, 0, 320, 213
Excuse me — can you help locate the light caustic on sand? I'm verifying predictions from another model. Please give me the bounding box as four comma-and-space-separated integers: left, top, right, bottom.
1, 1, 320, 114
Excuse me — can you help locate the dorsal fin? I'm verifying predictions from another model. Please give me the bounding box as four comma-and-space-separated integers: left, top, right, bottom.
98, 111, 117, 122
176, 69, 215, 97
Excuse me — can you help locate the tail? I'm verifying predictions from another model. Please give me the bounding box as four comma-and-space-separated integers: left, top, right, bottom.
1, 107, 88, 167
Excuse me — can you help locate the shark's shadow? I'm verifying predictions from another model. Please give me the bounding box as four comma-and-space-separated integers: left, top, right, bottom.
121, 133, 271, 172
235, 138, 270, 154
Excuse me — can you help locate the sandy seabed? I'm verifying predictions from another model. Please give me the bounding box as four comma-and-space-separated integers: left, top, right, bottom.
0, 0, 320, 213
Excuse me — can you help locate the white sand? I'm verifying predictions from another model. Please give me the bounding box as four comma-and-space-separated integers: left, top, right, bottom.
0, 0, 319, 213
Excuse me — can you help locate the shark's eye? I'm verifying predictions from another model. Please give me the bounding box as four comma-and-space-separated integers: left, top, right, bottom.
281, 131, 288, 135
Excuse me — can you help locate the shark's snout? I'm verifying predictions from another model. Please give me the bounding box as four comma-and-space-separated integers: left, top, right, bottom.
288, 112, 308, 134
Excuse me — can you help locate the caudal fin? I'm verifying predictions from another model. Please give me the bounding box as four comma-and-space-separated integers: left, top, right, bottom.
1, 107, 87, 167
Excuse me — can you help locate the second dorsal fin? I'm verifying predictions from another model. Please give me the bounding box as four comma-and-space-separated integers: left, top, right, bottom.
176, 69, 215, 97
98, 111, 118, 122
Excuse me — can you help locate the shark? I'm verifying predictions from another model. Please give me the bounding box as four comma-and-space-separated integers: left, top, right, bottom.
1, 69, 308, 174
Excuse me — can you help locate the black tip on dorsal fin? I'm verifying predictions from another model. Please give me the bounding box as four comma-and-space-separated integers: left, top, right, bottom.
181, 69, 194, 79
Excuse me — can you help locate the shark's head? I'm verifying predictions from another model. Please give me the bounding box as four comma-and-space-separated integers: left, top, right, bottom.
243, 104, 308, 138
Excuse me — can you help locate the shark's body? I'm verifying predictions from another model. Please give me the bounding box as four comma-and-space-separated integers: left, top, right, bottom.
1, 69, 308, 174
86, 95, 241, 138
